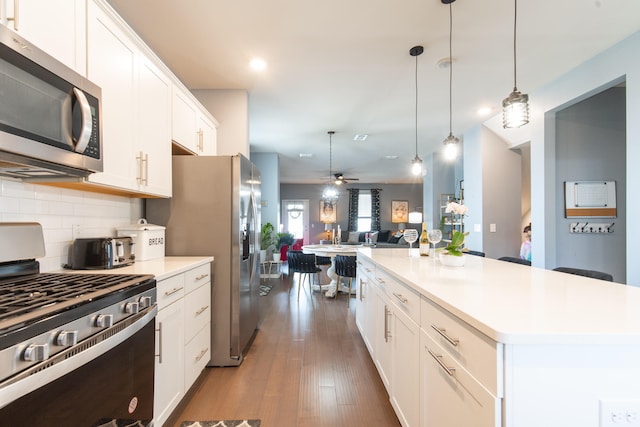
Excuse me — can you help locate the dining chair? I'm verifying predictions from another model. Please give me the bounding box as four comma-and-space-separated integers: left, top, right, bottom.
465, 250, 485, 257
498, 256, 531, 266
552, 267, 614, 282
288, 252, 322, 299
334, 255, 357, 306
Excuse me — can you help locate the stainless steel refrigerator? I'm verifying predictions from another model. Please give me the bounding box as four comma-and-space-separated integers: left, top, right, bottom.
147, 154, 261, 366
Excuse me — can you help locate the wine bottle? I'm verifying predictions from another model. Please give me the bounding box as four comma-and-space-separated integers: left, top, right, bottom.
419, 222, 429, 256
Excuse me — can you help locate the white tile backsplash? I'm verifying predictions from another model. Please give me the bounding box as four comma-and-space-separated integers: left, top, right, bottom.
1, 178, 143, 272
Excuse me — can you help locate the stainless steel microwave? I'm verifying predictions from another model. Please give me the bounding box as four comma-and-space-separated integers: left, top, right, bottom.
0, 24, 102, 181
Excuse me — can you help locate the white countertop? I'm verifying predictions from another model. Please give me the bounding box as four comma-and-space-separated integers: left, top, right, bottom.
60, 256, 213, 281
358, 247, 640, 345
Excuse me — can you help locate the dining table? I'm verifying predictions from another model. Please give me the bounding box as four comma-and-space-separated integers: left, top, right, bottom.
302, 244, 362, 298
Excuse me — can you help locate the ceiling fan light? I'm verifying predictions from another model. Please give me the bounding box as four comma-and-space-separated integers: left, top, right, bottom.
322, 185, 339, 202
411, 155, 423, 176
502, 89, 530, 128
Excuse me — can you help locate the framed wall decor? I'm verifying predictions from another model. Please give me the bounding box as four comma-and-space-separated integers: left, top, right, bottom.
391, 200, 409, 223
320, 200, 337, 223
564, 181, 617, 218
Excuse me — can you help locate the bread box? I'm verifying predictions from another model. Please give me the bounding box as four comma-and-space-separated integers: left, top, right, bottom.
116, 219, 165, 261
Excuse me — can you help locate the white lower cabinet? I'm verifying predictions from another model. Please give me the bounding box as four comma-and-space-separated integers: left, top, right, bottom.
154, 262, 212, 427
356, 259, 376, 354
420, 330, 500, 427
370, 269, 420, 427
154, 290, 184, 427
391, 304, 420, 427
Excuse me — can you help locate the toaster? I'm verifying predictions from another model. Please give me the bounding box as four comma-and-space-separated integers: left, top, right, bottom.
68, 237, 135, 269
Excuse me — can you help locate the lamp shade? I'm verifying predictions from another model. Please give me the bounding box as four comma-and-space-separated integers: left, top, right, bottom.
397, 223, 406, 231
324, 223, 332, 231
408, 211, 422, 224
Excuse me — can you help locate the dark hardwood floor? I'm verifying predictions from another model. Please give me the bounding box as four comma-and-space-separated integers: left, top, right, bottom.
168, 268, 401, 427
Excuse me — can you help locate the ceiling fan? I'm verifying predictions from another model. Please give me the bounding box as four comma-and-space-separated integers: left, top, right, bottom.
334, 173, 359, 185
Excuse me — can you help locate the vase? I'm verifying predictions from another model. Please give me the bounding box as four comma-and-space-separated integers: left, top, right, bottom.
260, 249, 267, 261
439, 252, 466, 267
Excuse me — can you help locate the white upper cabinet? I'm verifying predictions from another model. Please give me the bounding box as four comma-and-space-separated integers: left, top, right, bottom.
198, 113, 217, 155
172, 86, 199, 154
1, 0, 86, 74
172, 86, 218, 156
137, 55, 172, 196
86, 1, 171, 197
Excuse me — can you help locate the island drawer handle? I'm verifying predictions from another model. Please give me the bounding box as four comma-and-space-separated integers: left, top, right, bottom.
376, 277, 385, 284
393, 292, 408, 304
427, 348, 456, 377
195, 348, 209, 362
195, 273, 209, 281
431, 324, 460, 347
196, 305, 209, 315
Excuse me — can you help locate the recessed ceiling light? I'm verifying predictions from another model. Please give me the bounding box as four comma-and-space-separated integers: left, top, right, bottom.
299, 153, 313, 158
477, 106, 495, 116
249, 58, 267, 71
353, 134, 368, 141
385, 155, 398, 159
436, 57, 452, 69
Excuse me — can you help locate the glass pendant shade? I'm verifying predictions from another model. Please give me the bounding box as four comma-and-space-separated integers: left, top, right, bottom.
502, 89, 529, 128
443, 133, 459, 160
411, 155, 423, 176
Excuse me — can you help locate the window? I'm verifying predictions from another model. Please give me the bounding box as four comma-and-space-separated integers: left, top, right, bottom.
357, 192, 371, 231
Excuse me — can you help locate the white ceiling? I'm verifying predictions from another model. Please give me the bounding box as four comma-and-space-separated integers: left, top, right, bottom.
107, 0, 640, 184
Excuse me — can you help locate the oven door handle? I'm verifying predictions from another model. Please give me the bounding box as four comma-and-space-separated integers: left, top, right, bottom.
0, 305, 157, 410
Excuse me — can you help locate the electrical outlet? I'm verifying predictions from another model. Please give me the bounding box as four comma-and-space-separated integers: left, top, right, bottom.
600, 399, 640, 426
72, 224, 81, 240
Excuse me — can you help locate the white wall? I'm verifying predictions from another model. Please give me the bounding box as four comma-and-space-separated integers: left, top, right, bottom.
251, 152, 280, 228
463, 126, 522, 258
193, 89, 249, 157
0, 179, 143, 272
528, 31, 640, 284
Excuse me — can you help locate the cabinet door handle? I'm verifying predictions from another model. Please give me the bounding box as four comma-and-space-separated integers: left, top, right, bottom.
6, 0, 18, 30
195, 273, 209, 281
136, 151, 143, 183
393, 292, 408, 304
156, 322, 163, 364
142, 152, 149, 185
384, 305, 392, 342
431, 324, 460, 347
195, 305, 209, 315
197, 128, 204, 152
359, 278, 364, 301
164, 287, 184, 296
195, 347, 209, 362
427, 348, 456, 377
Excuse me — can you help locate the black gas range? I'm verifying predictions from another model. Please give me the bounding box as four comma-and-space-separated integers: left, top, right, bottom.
0, 223, 157, 427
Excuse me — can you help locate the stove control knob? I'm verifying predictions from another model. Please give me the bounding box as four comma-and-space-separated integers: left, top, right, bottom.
23, 343, 50, 362
125, 301, 139, 314
138, 296, 152, 309
56, 330, 79, 347
96, 314, 114, 328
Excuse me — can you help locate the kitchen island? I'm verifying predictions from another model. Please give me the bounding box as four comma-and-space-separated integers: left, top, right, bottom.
355, 247, 640, 427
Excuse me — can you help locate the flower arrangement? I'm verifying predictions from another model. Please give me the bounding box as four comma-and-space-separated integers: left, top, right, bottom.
444, 201, 468, 216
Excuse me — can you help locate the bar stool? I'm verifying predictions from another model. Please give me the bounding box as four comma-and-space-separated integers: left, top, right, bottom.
334, 255, 357, 305
553, 267, 614, 282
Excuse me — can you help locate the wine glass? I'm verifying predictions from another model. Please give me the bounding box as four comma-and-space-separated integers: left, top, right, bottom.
403, 229, 419, 250
427, 229, 443, 258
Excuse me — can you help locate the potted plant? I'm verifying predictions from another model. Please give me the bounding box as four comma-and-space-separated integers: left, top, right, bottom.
260, 222, 277, 261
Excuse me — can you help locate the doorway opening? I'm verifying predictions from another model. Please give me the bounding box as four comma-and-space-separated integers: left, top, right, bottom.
282, 200, 309, 244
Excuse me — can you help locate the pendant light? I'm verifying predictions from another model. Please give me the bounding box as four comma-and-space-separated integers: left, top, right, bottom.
321, 131, 339, 202
442, 0, 459, 161
410, 45, 423, 176
502, 0, 529, 128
